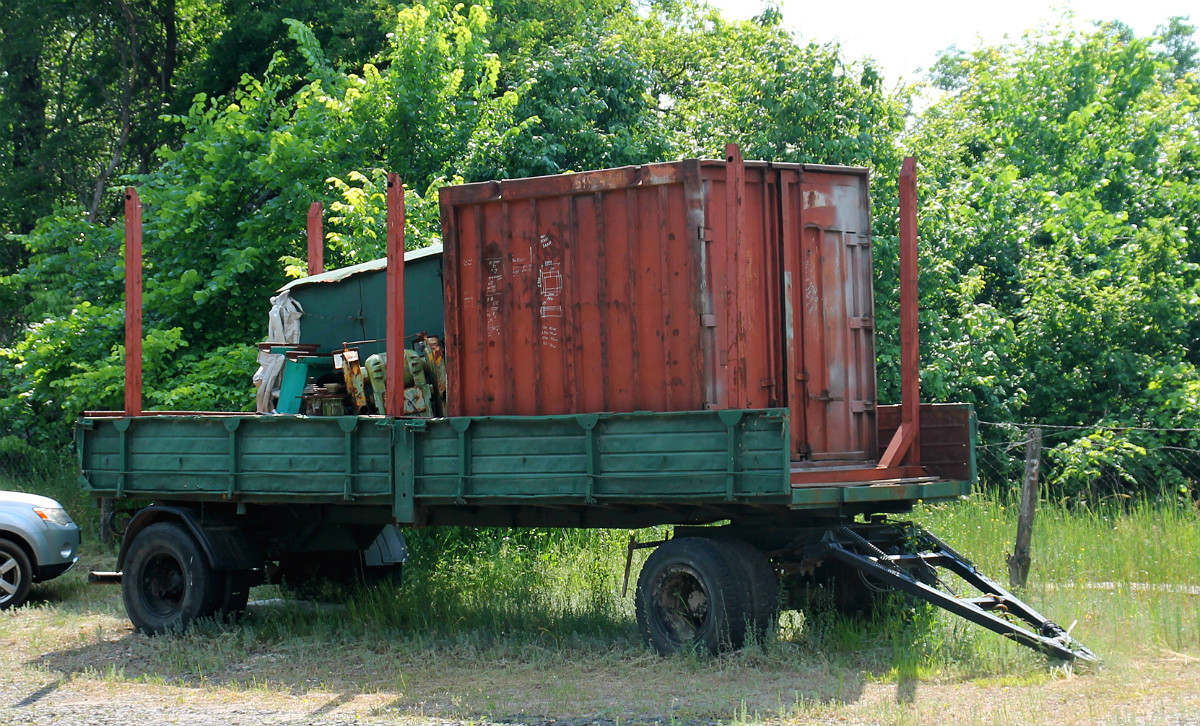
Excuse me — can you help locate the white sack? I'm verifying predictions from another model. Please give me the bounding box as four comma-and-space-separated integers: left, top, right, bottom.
254, 290, 304, 413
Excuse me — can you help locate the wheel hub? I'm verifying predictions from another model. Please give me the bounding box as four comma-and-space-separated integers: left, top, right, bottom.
141, 553, 186, 616
0, 553, 19, 603
655, 566, 709, 641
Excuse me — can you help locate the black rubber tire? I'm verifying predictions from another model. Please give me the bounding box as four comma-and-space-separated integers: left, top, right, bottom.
635, 537, 752, 655
277, 551, 360, 598
216, 570, 253, 618
816, 563, 901, 620
828, 567, 879, 617
363, 563, 404, 588
122, 522, 221, 634
717, 538, 779, 643
0, 539, 33, 611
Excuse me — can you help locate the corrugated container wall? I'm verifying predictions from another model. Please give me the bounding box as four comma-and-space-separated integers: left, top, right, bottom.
439, 151, 877, 461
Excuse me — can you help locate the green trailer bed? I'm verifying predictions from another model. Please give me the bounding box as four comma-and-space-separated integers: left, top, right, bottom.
77, 408, 971, 529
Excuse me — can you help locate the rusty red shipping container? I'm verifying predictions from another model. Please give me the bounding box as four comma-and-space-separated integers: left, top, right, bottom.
439, 147, 877, 461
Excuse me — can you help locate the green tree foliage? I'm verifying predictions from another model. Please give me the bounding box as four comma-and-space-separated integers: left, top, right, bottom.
188, 0, 399, 102
0, 2, 522, 451
2, 1, 1195, 502
487, 0, 632, 79
498, 30, 674, 177
622, 2, 904, 167
910, 18, 1200, 494
0, 0, 223, 342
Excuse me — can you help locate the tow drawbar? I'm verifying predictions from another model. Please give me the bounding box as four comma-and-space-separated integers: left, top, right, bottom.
823, 524, 1099, 663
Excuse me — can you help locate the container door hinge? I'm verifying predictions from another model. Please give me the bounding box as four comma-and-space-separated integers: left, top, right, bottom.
701, 314, 717, 328
698, 226, 714, 242
850, 400, 876, 413
811, 389, 843, 403
848, 316, 874, 330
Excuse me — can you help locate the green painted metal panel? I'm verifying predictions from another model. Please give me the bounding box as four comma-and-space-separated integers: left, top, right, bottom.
79, 408, 968, 523
406, 410, 791, 508
81, 410, 793, 512
789, 479, 971, 508
285, 246, 444, 357
80, 415, 393, 503
276, 357, 333, 414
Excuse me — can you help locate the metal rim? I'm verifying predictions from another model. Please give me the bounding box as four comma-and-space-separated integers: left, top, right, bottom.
652, 565, 709, 644
140, 552, 186, 618
0, 550, 21, 605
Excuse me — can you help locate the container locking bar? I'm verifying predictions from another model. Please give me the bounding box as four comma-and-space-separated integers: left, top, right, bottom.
822, 525, 1099, 663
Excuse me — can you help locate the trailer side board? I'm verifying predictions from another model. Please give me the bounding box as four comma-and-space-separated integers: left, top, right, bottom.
78, 407, 972, 525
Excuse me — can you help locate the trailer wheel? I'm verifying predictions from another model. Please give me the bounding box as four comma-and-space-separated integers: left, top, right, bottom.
363, 562, 404, 588
0, 540, 33, 611
718, 538, 779, 642
635, 537, 751, 655
122, 522, 220, 634
217, 570, 253, 618
818, 563, 912, 620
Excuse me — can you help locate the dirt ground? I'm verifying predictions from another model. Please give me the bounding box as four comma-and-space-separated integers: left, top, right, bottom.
3, 597, 1200, 726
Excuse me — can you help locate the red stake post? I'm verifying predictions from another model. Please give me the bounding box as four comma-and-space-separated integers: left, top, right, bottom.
898, 156, 921, 464
124, 188, 143, 416
385, 174, 406, 417
306, 202, 324, 276
878, 158, 921, 467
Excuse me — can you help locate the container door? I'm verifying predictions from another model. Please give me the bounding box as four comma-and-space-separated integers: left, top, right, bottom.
780, 169, 877, 461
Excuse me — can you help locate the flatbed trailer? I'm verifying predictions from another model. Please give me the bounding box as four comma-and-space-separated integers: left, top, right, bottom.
78, 149, 1095, 662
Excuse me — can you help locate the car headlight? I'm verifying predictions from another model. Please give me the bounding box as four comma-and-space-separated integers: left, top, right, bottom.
33, 507, 73, 527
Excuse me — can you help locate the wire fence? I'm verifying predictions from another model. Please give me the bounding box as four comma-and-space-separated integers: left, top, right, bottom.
976, 421, 1200, 503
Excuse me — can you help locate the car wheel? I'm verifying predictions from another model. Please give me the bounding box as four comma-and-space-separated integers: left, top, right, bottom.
122, 522, 220, 634
0, 540, 33, 610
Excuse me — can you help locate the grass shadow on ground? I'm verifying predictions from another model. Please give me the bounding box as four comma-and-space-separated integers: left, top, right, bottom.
25, 587, 1020, 723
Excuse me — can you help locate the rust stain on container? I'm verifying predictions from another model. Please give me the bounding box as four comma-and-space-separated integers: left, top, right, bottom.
439, 153, 876, 461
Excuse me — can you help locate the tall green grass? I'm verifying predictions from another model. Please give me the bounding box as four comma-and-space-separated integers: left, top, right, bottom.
915, 492, 1200, 660
917, 491, 1200, 585
204, 490, 1199, 682
252, 527, 646, 649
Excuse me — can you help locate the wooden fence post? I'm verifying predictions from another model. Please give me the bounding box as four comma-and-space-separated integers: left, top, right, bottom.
1007, 427, 1042, 588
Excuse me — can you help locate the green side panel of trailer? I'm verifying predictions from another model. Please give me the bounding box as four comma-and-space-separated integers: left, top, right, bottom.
405, 409, 792, 505
76, 407, 973, 525
77, 415, 396, 504
78, 409, 795, 521
788, 479, 971, 508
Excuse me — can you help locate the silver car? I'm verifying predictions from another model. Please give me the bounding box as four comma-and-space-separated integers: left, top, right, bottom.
0, 491, 81, 609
